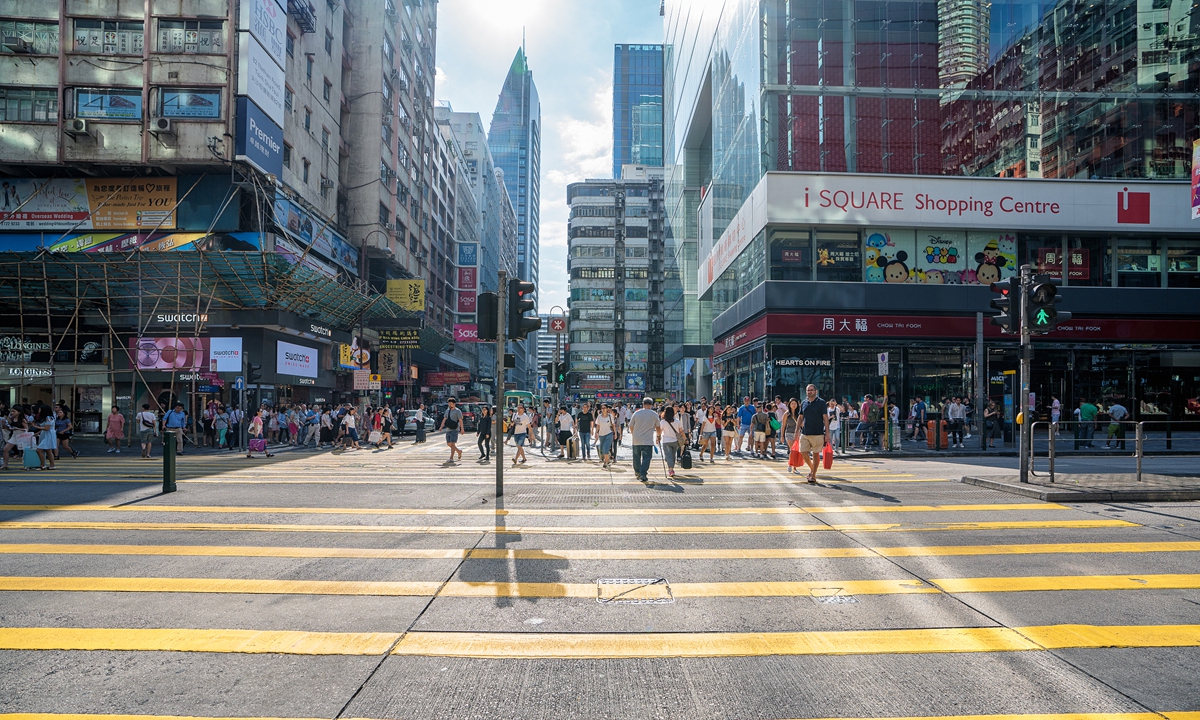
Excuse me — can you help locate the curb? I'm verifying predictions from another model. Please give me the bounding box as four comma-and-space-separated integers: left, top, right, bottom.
960, 475, 1200, 503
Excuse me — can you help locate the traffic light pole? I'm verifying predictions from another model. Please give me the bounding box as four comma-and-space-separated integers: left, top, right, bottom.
1019, 264, 1032, 484
494, 270, 506, 498
553, 331, 560, 408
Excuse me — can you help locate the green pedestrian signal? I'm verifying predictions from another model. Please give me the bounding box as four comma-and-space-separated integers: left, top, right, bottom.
1026, 275, 1069, 334
1035, 308, 1052, 326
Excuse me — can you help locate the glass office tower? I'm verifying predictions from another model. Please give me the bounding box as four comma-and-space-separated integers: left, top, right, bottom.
613, 44, 665, 178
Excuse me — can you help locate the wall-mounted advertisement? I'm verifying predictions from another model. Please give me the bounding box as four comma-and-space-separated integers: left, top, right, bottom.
161, 90, 221, 119
277, 340, 317, 378
273, 235, 339, 278
208, 337, 243, 372
453, 324, 478, 343
237, 31, 285, 125
235, 96, 283, 177
915, 230, 966, 284
457, 266, 477, 289
1193, 139, 1200, 220
76, 88, 143, 120
378, 349, 399, 379
337, 337, 371, 370
42, 231, 258, 253
128, 337, 208, 370
863, 228, 915, 283
237, 0, 286, 69
378, 329, 419, 349
272, 195, 358, 274
386, 279, 426, 312
457, 243, 477, 266
0, 179, 176, 231
456, 291, 477, 314
967, 232, 1018, 284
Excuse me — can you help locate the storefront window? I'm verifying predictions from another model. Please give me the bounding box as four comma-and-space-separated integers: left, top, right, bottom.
1116, 238, 1163, 287
1167, 240, 1200, 288
914, 230, 965, 285
815, 232, 861, 282
1066, 236, 1111, 287
863, 228, 914, 283
906, 348, 966, 407
770, 345, 834, 400
769, 228, 810, 281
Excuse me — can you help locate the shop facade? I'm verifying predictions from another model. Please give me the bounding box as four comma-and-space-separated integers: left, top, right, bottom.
706, 173, 1200, 423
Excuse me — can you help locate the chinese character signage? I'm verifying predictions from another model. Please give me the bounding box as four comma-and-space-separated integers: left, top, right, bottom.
378, 349, 399, 379
1038, 248, 1091, 280
352, 370, 371, 390
457, 243, 477, 266
386, 279, 426, 312
0, 179, 177, 230
456, 291, 477, 313
378, 329, 420, 350
457, 267, 477, 289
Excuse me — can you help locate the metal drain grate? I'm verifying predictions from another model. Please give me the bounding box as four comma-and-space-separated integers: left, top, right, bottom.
596, 577, 674, 605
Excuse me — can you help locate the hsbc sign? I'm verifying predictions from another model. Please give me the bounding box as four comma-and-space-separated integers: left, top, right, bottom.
699, 172, 1190, 298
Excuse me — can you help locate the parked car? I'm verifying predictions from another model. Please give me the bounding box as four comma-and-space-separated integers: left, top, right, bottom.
458, 403, 483, 432
400, 410, 436, 435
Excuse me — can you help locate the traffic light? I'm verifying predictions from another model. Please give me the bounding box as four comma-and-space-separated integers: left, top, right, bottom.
248, 363, 263, 384
989, 277, 1018, 334
477, 291, 498, 341
554, 362, 567, 384
507, 278, 541, 340
1027, 275, 1069, 334
543, 362, 554, 379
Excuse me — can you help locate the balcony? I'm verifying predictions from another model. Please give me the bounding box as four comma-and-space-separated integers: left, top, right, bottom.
287, 0, 317, 34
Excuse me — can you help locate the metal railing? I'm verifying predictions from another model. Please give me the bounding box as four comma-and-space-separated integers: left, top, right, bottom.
1030, 419, 1200, 483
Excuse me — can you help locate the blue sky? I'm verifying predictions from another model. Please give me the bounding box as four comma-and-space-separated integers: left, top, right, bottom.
435, 0, 664, 311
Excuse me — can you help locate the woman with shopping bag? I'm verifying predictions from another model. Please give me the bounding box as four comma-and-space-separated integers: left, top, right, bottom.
783, 398, 803, 475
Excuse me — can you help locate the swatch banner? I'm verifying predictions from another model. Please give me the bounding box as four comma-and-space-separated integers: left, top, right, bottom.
129, 337, 208, 370
0, 178, 177, 230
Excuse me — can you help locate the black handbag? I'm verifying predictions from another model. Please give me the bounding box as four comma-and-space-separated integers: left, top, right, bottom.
679, 446, 693, 470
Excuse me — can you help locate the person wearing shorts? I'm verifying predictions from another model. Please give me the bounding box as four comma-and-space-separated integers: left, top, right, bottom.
440, 398, 464, 464
798, 384, 831, 484
511, 405, 531, 465
136, 404, 157, 459
555, 407, 575, 459
736, 397, 756, 454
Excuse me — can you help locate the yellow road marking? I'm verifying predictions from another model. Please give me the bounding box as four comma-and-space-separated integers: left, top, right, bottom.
390, 624, 1200, 659
3, 624, 1197, 657
2, 714, 1199, 720
3, 540, 1196, 561
5, 573, 1199, 598
0, 503, 1063, 517
0, 627, 397, 654
0, 519, 1135, 534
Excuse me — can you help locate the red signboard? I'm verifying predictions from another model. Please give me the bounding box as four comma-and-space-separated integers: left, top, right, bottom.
715, 313, 1200, 357
453, 324, 478, 343
457, 267, 477, 290
456, 291, 477, 313
548, 317, 568, 333
1038, 248, 1091, 280
427, 371, 471, 387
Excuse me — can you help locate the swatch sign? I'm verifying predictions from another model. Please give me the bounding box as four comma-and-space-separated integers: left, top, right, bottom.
277, 340, 317, 379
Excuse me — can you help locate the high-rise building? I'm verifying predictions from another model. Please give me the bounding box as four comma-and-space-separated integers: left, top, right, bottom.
566, 165, 666, 401
488, 46, 541, 389
665, 0, 1200, 418
612, 44, 664, 178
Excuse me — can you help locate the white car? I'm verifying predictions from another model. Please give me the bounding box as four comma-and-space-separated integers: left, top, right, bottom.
401, 410, 436, 435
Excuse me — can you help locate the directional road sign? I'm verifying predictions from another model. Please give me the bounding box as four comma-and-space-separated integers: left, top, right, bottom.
538, 376, 548, 390
233, 376, 245, 390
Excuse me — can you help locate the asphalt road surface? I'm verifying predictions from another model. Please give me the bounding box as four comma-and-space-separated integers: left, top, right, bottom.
1, 435, 1198, 719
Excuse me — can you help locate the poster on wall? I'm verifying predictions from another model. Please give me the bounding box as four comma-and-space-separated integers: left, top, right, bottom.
0, 179, 176, 231
863, 228, 916, 283
456, 291, 477, 314
915, 230, 967, 284
967, 231, 1018, 284
128, 337, 209, 370
1193, 139, 1200, 220
386, 279, 426, 312
378, 348, 399, 379
76, 88, 143, 120
338, 337, 371, 370
277, 340, 317, 378
208, 337, 243, 372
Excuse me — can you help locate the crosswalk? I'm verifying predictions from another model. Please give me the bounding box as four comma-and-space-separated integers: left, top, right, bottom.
1, 440, 1197, 718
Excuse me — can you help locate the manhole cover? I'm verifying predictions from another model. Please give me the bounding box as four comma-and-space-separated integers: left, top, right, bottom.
596, 577, 674, 605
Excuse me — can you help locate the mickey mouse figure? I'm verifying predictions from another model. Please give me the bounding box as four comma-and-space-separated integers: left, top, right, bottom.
876, 250, 910, 283
974, 239, 1009, 285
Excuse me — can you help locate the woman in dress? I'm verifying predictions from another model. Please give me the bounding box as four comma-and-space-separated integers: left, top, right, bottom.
266, 407, 279, 444
33, 406, 57, 470
784, 398, 803, 474
105, 406, 125, 453
984, 401, 1002, 448
380, 407, 394, 449
245, 410, 274, 458
319, 407, 334, 449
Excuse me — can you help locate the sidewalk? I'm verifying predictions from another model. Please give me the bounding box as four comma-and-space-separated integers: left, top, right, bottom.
961, 473, 1200, 502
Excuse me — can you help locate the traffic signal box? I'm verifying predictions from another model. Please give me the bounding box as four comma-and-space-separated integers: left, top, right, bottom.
507, 279, 541, 340
989, 277, 1019, 334
1026, 275, 1070, 334
477, 292, 499, 341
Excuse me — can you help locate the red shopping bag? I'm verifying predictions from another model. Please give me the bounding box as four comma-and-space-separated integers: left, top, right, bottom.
822, 442, 834, 469
788, 434, 803, 467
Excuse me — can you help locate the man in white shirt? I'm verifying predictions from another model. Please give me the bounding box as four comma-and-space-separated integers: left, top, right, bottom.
1105, 401, 1128, 450
628, 397, 660, 483
135, 404, 157, 459
946, 397, 966, 447
555, 406, 576, 459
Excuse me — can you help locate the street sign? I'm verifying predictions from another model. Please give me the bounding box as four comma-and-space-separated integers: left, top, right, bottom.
538, 376, 547, 390
878, 352, 888, 376
548, 317, 568, 333
197, 385, 221, 393
369, 374, 382, 390
233, 376, 244, 390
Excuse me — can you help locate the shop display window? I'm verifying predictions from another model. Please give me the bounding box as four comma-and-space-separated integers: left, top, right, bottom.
914, 230, 965, 285
1065, 236, 1111, 287
1116, 238, 1162, 287
768, 228, 810, 281
1167, 240, 1200, 288
815, 232, 862, 282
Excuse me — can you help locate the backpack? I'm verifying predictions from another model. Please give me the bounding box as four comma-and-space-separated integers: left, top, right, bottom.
866, 403, 882, 423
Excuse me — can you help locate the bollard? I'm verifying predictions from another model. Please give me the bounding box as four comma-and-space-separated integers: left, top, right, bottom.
1135, 423, 1143, 483
1048, 421, 1055, 483
163, 431, 177, 494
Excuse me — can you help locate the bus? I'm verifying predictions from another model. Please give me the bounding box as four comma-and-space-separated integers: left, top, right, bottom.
503, 390, 535, 410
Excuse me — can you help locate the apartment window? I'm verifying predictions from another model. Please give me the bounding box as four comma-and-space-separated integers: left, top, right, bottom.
283, 144, 291, 168
382, 35, 394, 66
305, 56, 313, 82
321, 127, 329, 152
379, 202, 390, 226
381, 122, 393, 146
0, 87, 58, 122
71, 19, 139, 55
324, 30, 333, 55
286, 33, 294, 57
381, 79, 392, 104
380, 160, 391, 184
304, 107, 311, 131
1, 20, 60, 55
322, 78, 331, 102
302, 158, 310, 183
157, 19, 223, 54
159, 89, 221, 118
284, 87, 295, 113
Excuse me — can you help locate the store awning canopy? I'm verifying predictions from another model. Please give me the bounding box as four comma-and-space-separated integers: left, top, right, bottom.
0, 250, 418, 329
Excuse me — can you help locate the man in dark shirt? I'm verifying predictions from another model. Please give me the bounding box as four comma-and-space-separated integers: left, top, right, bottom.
576, 402, 595, 461
798, 384, 831, 484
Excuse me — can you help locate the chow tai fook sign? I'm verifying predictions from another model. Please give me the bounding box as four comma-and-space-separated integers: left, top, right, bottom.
714, 314, 1200, 358
698, 172, 1191, 298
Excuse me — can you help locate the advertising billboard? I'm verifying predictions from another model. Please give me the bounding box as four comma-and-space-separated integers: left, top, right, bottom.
277, 340, 317, 378
453, 324, 478, 343
0, 179, 176, 231
378, 329, 420, 349
76, 88, 143, 120
386, 279, 426, 312
457, 243, 478, 266
456, 291, 477, 314
238, 0, 286, 69
160, 90, 222, 119
208, 337, 243, 372
237, 31, 286, 125
235, 96, 283, 177
272, 195, 359, 274
129, 337, 209, 370
457, 266, 477, 289
337, 337, 371, 370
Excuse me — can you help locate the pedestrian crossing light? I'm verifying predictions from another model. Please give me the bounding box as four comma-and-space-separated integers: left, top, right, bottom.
989, 277, 1018, 334
507, 278, 541, 341
1027, 275, 1069, 334
555, 362, 568, 384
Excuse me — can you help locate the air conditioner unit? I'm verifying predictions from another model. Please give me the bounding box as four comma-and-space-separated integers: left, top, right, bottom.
320, 178, 335, 189
64, 118, 93, 138
384, 222, 396, 231
1, 34, 34, 53
149, 116, 175, 136
390, 68, 400, 82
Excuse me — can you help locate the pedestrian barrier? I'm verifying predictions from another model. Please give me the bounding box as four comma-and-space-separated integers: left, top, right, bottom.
1031, 419, 1200, 483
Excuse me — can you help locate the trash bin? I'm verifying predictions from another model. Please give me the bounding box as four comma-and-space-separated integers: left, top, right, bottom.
926, 420, 948, 449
